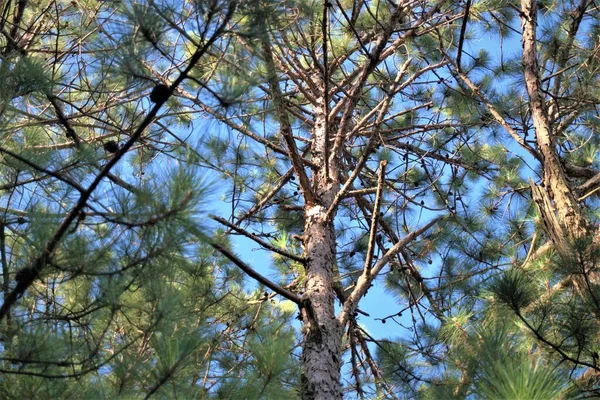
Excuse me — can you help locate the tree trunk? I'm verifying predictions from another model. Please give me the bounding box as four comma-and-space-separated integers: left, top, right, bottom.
521, 0, 589, 242
519, 1, 600, 386
300, 96, 343, 399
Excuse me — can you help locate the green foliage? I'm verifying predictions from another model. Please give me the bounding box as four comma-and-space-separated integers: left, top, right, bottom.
216, 304, 300, 399
489, 268, 537, 312
376, 340, 415, 390
474, 323, 576, 400
3, 0, 600, 398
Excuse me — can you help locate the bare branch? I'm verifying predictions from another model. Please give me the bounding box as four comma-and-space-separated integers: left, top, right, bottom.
210, 215, 306, 264
259, 26, 316, 205
363, 161, 386, 273
456, 0, 472, 72
210, 242, 304, 305
339, 216, 444, 327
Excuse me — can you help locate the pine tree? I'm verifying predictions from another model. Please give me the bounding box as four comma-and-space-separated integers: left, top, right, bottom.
397, 0, 600, 397
0, 0, 299, 397
3, 0, 600, 398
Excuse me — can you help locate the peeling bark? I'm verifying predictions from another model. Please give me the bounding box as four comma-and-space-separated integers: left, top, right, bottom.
521, 0, 589, 242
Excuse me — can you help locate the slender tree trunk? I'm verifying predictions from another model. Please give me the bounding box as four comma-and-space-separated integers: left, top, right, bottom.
520, 1, 600, 385
521, 4, 600, 389
300, 94, 343, 399
521, 0, 589, 242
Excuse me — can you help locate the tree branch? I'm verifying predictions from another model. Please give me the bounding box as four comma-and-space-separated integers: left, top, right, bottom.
453, 66, 541, 162
0, 1, 238, 321
259, 25, 316, 205
210, 215, 306, 264
363, 161, 386, 273
210, 242, 304, 305
456, 0, 472, 72
339, 216, 444, 327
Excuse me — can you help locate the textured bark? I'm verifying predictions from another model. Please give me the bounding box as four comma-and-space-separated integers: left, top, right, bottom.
521, 0, 589, 242
300, 96, 343, 399
520, 2, 600, 385
529, 180, 569, 254
301, 205, 343, 399
521, 0, 600, 315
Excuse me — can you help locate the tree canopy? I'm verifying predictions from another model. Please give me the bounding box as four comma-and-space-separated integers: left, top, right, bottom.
1, 0, 600, 398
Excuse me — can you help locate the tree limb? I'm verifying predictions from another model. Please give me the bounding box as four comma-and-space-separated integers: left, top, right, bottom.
210, 215, 306, 264
339, 216, 444, 327
259, 25, 316, 205
0, 1, 238, 321
210, 242, 304, 305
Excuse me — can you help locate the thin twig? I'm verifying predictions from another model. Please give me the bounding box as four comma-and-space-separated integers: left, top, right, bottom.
363, 161, 387, 273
